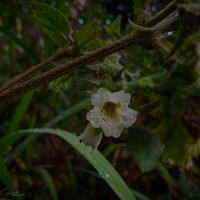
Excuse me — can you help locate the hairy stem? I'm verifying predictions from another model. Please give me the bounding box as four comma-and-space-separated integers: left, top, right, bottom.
0, 0, 179, 106
0, 46, 74, 93
146, 0, 177, 26
0, 31, 151, 105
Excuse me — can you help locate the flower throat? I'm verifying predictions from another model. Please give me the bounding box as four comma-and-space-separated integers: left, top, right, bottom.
102, 102, 118, 121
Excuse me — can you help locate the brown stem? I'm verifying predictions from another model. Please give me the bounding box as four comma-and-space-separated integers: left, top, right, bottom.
154, 11, 178, 30
151, 40, 180, 62
0, 46, 74, 93
0, 31, 151, 105
0, 1, 179, 106
146, 0, 177, 26
137, 0, 151, 25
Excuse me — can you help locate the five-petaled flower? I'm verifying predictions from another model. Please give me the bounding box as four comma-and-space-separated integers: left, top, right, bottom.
86, 88, 137, 138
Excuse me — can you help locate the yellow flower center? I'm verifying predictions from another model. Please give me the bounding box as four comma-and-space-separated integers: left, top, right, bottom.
102, 101, 121, 121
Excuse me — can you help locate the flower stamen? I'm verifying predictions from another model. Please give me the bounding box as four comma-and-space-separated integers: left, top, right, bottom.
102, 101, 119, 122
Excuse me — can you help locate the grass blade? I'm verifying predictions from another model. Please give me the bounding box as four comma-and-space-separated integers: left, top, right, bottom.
0, 158, 13, 188
39, 168, 59, 200
21, 128, 136, 200
156, 161, 176, 187
44, 98, 89, 128
0, 132, 28, 157
8, 90, 35, 134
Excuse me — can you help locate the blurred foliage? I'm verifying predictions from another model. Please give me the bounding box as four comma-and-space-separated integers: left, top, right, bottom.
0, 0, 200, 200
23, 1, 73, 47
127, 128, 164, 172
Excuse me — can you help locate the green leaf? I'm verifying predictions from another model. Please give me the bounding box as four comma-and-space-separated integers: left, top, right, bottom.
24, 1, 72, 47
0, 158, 13, 188
21, 128, 136, 200
162, 121, 194, 166
39, 168, 59, 200
5, 134, 38, 166
0, 159, 22, 200
8, 90, 35, 134
6, 99, 90, 165
138, 77, 154, 88
156, 162, 176, 187
132, 189, 150, 200
44, 98, 90, 128
0, 132, 28, 157
127, 128, 164, 172
75, 19, 100, 49
82, 37, 105, 50
110, 15, 122, 36
48, 74, 72, 91
127, 72, 164, 92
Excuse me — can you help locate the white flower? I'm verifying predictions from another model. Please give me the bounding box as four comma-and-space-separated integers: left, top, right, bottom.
79, 123, 102, 149
86, 88, 137, 138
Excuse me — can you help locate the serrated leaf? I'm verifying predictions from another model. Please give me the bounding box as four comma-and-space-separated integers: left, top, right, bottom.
127, 128, 164, 172
24, 2, 72, 47
92, 53, 123, 76
75, 20, 100, 49
111, 15, 122, 36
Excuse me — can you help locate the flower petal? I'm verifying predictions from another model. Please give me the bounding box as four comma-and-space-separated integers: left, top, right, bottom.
101, 122, 123, 138
86, 107, 103, 128
120, 107, 137, 128
79, 123, 102, 149
91, 88, 111, 107
112, 90, 131, 105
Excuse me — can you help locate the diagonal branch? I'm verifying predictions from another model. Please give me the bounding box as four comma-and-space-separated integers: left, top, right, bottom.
146, 0, 177, 26
0, 46, 74, 93
0, 31, 151, 105
0, 0, 178, 106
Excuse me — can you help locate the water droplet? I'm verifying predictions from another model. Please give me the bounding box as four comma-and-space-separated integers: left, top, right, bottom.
78, 18, 84, 24
152, 5, 157, 12
117, 4, 125, 11
167, 31, 175, 36
105, 174, 110, 178
127, 12, 132, 18
105, 19, 111, 25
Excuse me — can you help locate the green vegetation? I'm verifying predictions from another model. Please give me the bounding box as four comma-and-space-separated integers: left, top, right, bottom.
0, 0, 200, 199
